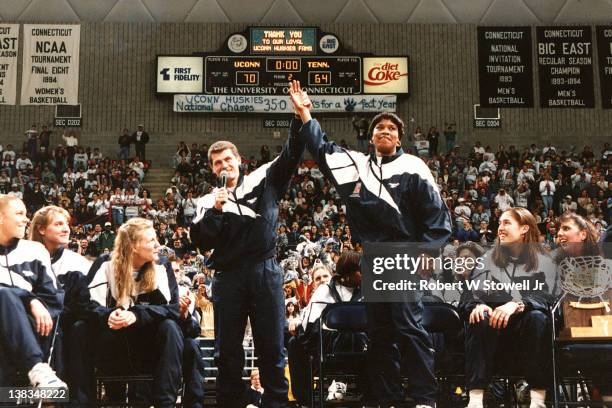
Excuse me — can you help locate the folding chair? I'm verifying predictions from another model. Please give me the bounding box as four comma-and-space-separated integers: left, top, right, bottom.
315, 302, 368, 408
421, 302, 465, 408
552, 298, 612, 407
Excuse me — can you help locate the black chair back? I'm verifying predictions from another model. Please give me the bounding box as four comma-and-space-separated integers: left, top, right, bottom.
320, 302, 367, 332
422, 302, 462, 334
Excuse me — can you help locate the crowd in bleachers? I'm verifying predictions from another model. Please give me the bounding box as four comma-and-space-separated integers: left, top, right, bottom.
4, 123, 610, 326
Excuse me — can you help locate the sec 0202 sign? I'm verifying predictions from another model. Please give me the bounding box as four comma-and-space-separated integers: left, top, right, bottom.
55, 117, 81, 127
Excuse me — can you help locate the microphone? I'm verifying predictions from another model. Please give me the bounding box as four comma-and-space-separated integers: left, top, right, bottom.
219, 170, 228, 188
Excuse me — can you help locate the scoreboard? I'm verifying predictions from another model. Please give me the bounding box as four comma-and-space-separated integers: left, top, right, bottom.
204, 56, 362, 95
156, 27, 410, 98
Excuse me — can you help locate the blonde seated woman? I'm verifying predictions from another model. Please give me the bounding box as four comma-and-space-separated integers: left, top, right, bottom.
29, 205, 92, 404
77, 217, 191, 407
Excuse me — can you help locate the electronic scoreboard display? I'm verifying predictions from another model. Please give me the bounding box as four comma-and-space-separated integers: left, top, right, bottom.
204, 56, 362, 95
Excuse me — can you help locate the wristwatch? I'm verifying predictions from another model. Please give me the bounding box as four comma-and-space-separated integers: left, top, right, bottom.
515, 301, 526, 313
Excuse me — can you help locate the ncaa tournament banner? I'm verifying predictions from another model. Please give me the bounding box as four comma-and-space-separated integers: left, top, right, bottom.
0, 24, 19, 105
21, 24, 80, 105
174, 94, 397, 113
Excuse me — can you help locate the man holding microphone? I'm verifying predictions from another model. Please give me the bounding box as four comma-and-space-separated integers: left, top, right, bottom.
190, 121, 304, 407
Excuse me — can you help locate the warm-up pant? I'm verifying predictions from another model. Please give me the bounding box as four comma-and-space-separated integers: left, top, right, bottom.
465, 309, 552, 390
0, 287, 46, 384
66, 319, 205, 408
365, 299, 437, 405
212, 258, 288, 408
65, 319, 184, 408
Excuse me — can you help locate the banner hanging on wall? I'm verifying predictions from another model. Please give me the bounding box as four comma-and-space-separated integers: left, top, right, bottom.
173, 94, 397, 113
477, 27, 534, 107
596, 26, 612, 109
0, 24, 19, 105
536, 26, 594, 108
20, 24, 80, 105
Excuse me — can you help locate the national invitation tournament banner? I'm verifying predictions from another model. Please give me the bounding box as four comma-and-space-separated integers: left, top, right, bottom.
21, 24, 80, 105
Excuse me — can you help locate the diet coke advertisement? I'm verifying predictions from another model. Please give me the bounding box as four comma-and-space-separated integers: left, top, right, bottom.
363, 57, 409, 94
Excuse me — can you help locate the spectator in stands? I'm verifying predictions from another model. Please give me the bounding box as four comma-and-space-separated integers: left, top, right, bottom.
352, 115, 370, 152
444, 124, 456, 153
539, 173, 555, 216
25, 124, 38, 158
246, 369, 264, 408
195, 282, 214, 338
124, 187, 140, 220
2, 144, 16, 176
454, 198, 471, 232
62, 131, 78, 166
96, 221, 116, 254
39, 125, 51, 152
458, 220, 479, 242
78, 237, 97, 258
494, 188, 514, 212
460, 208, 555, 408
110, 187, 125, 226
78, 217, 185, 407
182, 190, 198, 225
118, 128, 131, 161
0, 195, 65, 390
73, 147, 88, 171
427, 126, 439, 156
132, 124, 149, 161
290, 80, 451, 408
190, 122, 304, 407
16, 152, 33, 173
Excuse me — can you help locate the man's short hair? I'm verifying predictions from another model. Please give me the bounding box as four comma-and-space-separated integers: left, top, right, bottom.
208, 141, 240, 164
368, 112, 405, 140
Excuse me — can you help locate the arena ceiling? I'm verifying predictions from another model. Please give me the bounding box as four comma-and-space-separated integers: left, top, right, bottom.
1, 0, 611, 24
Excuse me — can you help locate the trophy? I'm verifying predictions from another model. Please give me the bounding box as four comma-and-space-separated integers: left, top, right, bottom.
557, 255, 611, 338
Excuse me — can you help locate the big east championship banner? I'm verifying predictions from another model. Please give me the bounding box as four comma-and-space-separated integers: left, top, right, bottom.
21, 24, 80, 105
0, 24, 19, 105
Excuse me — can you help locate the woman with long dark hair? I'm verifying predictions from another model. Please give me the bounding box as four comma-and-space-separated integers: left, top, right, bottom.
555, 211, 601, 260
461, 207, 556, 408
554, 212, 610, 404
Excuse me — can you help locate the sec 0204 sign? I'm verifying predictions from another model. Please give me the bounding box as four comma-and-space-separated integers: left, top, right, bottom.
473, 118, 501, 128
157, 56, 203, 94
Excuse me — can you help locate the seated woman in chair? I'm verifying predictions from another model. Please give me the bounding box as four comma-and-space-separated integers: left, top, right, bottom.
460, 207, 556, 408
0, 195, 65, 389
287, 250, 364, 406
29, 205, 93, 404
554, 212, 611, 405
78, 217, 185, 407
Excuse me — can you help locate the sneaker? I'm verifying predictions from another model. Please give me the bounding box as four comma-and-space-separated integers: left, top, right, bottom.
415, 405, 435, 408
327, 379, 347, 401
28, 362, 67, 389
